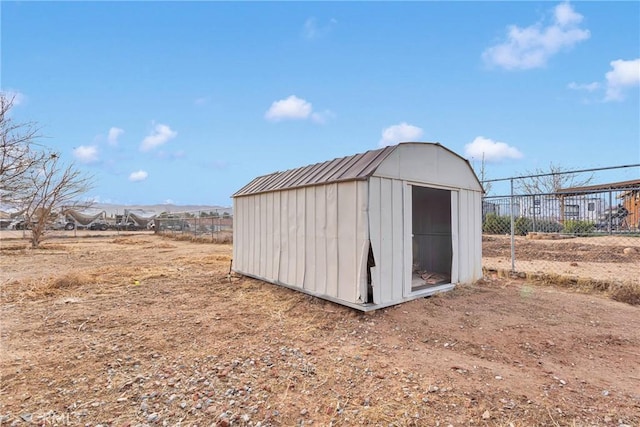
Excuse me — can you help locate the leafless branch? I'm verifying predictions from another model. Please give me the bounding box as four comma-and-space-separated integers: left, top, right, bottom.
0, 94, 46, 204
514, 162, 594, 195
1, 93, 94, 247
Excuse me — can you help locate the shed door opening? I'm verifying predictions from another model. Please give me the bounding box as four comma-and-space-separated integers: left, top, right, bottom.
411, 186, 452, 291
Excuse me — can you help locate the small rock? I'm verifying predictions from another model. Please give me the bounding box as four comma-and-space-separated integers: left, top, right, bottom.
20, 414, 32, 423
140, 401, 149, 412
147, 412, 159, 423
622, 247, 636, 255
180, 401, 187, 409
482, 410, 491, 420
495, 376, 503, 380
602, 390, 610, 396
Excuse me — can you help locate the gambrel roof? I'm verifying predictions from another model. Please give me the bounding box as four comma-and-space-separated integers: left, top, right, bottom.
233, 142, 481, 197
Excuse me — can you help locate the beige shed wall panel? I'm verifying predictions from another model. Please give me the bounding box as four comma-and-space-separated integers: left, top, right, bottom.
304, 187, 317, 293
325, 184, 339, 298
374, 144, 480, 191
450, 191, 459, 285
233, 181, 369, 305
278, 191, 290, 284
335, 181, 369, 303
368, 176, 406, 305
313, 185, 328, 296
457, 189, 483, 284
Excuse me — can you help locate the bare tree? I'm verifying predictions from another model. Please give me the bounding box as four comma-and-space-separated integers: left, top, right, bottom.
0, 94, 47, 205
472, 154, 493, 195
1, 93, 93, 247
514, 162, 594, 194
514, 162, 595, 224
21, 154, 93, 247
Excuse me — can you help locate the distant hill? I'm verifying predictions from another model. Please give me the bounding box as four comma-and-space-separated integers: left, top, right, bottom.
90, 203, 233, 217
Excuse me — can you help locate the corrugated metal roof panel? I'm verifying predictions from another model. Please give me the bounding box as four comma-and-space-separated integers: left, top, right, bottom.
559, 179, 640, 194
232, 142, 483, 197
233, 146, 396, 197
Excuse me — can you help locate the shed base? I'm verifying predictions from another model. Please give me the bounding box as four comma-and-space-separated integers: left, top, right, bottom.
232, 270, 456, 312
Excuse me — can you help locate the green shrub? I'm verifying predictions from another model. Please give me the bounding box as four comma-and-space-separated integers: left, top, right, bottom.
483, 213, 510, 234
483, 214, 566, 235
533, 219, 563, 233
514, 216, 533, 236
563, 220, 595, 235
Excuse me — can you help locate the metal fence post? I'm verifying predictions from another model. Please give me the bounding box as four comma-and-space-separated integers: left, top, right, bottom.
532, 194, 537, 232
510, 178, 516, 272
608, 190, 613, 234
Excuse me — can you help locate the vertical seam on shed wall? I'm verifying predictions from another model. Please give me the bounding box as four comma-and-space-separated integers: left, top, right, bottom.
368, 177, 381, 304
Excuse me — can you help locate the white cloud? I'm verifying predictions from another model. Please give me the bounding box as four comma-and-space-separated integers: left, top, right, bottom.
1, 89, 26, 106
483, 2, 590, 70
265, 95, 313, 121
140, 123, 177, 152
311, 110, 336, 124
464, 136, 523, 162
604, 58, 640, 102
567, 81, 600, 92
157, 150, 186, 160
378, 123, 424, 147
303, 17, 337, 40
73, 145, 99, 164
107, 127, 124, 146
553, 2, 583, 26
129, 170, 148, 182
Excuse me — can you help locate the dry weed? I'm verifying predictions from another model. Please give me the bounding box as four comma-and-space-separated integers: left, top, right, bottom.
166, 234, 194, 242
3, 273, 97, 302
158, 231, 233, 244
37, 243, 68, 251
48, 272, 91, 290
484, 267, 639, 305
146, 242, 177, 249
610, 283, 640, 305
0, 245, 27, 252
112, 237, 151, 245
213, 232, 233, 244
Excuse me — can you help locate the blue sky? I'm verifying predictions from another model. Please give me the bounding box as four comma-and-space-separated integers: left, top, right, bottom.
2, 1, 639, 206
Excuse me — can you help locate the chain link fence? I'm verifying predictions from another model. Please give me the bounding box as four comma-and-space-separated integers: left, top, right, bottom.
153, 211, 233, 242
482, 165, 639, 288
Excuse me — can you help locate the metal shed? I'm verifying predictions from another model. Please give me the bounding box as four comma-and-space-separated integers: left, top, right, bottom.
232, 142, 484, 311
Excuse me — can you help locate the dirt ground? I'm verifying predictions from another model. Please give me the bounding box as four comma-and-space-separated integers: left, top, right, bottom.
482, 235, 640, 286
1, 233, 639, 426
